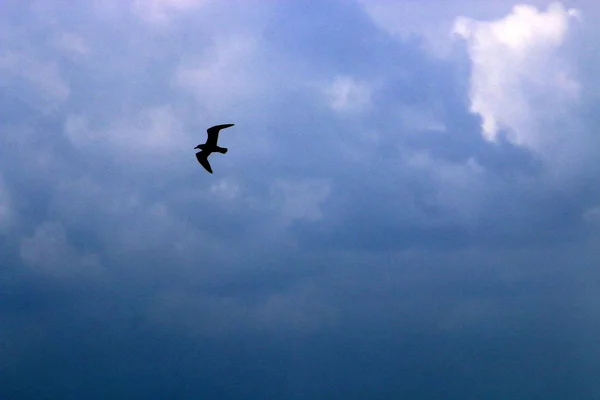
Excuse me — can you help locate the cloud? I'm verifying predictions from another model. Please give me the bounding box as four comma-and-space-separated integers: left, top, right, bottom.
583, 205, 600, 225
209, 179, 240, 201
133, 0, 208, 25
272, 179, 331, 225
55, 33, 90, 56
324, 75, 373, 113
0, 175, 11, 231
405, 152, 485, 226
3, 1, 600, 397
19, 222, 103, 279
397, 104, 447, 133
175, 35, 262, 116
357, 0, 554, 57
65, 105, 186, 157
147, 279, 340, 338
0, 38, 70, 112
454, 3, 580, 151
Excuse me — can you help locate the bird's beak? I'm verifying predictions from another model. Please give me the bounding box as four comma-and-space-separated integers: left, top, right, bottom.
194, 145, 200, 149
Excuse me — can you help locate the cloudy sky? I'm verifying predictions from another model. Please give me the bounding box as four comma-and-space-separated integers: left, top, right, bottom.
2, 0, 600, 398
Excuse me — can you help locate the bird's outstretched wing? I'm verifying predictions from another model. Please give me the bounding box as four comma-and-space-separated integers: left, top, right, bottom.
206, 124, 234, 147
196, 150, 213, 174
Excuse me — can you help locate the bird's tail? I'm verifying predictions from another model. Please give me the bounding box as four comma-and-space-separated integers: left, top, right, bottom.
215, 147, 228, 154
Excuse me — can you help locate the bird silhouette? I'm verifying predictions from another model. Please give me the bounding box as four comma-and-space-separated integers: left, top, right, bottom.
195, 124, 234, 174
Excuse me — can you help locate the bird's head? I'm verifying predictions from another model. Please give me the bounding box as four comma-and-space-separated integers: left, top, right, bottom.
194, 144, 204, 150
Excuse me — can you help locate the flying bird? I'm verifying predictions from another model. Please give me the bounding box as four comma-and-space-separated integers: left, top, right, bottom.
195, 124, 234, 174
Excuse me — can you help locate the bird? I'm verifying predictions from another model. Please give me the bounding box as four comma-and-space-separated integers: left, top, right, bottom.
194, 124, 234, 174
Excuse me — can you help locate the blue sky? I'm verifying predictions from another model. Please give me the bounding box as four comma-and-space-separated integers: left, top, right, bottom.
2, 0, 600, 398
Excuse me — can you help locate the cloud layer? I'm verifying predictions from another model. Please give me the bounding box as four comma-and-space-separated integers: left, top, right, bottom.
2, 1, 600, 398
455, 3, 580, 147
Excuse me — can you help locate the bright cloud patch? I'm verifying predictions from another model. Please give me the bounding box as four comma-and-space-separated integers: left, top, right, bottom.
324, 75, 372, 113
454, 2, 579, 150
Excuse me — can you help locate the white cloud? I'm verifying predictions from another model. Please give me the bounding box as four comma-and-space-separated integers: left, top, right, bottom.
324, 75, 372, 114
454, 3, 580, 151
357, 0, 553, 57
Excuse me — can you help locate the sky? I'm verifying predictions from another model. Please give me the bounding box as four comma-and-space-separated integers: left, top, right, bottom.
2, 0, 600, 398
